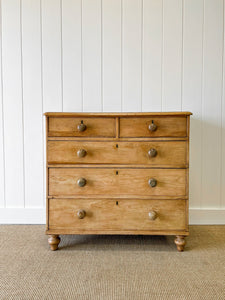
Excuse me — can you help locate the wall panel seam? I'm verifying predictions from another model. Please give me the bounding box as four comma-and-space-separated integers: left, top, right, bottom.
200, 0, 205, 209
40, 0, 45, 207
220, 0, 225, 207
121, 0, 123, 112
60, 0, 63, 112
101, 0, 103, 112
0, 0, 5, 207
20, 0, 25, 208
161, 0, 164, 112
140, 0, 143, 112
181, 0, 184, 111
81, 0, 84, 112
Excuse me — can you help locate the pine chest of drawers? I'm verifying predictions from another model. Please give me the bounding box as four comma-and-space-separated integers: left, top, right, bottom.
45, 112, 192, 251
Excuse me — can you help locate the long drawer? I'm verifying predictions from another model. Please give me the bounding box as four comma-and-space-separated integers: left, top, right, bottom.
48, 117, 116, 137
49, 199, 186, 231
120, 117, 187, 137
49, 168, 187, 197
48, 141, 187, 166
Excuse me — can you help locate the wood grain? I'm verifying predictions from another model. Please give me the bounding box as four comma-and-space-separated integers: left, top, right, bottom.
49, 199, 186, 231
49, 168, 187, 197
120, 116, 187, 137
48, 140, 187, 166
44, 112, 192, 117
48, 117, 116, 137
46, 112, 190, 251
46, 229, 189, 235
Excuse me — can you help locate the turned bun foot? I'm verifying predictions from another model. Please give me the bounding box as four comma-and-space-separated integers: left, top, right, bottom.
48, 235, 61, 251
174, 235, 185, 252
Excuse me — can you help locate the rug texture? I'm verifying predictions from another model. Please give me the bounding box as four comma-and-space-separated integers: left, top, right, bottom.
0, 225, 225, 300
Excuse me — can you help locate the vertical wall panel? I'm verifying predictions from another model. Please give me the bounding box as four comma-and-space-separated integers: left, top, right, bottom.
222, 73, 225, 208
202, 0, 223, 208
122, 0, 142, 112
222, 1, 225, 208
62, 0, 82, 112
0, 0, 225, 222
22, 0, 43, 207
142, 0, 162, 112
182, 0, 203, 208
1, 0, 24, 207
162, 0, 182, 111
102, 0, 121, 111
0, 1, 4, 207
82, 0, 102, 111
42, 0, 62, 112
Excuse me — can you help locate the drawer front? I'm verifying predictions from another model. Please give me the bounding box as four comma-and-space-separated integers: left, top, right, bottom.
48, 141, 187, 166
49, 199, 186, 231
48, 117, 116, 137
120, 117, 187, 137
49, 168, 186, 197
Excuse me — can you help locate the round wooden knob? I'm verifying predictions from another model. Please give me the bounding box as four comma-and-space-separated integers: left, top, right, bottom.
77, 121, 86, 132
77, 209, 86, 219
77, 149, 87, 158
148, 120, 157, 132
148, 211, 157, 220
148, 148, 157, 157
77, 178, 86, 187
148, 178, 157, 187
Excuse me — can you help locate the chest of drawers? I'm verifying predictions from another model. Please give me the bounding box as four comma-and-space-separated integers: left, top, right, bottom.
45, 112, 192, 251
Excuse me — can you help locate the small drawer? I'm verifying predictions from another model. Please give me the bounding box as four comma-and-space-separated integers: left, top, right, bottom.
48, 140, 187, 167
48, 117, 116, 137
119, 117, 187, 137
49, 168, 187, 197
49, 199, 186, 231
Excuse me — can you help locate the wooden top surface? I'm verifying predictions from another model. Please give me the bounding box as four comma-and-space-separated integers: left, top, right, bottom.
44, 112, 192, 117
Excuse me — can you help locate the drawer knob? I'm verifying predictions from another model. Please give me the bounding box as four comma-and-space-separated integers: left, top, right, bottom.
77, 149, 87, 158
148, 178, 157, 187
77, 178, 86, 187
77, 120, 86, 132
77, 209, 86, 219
148, 148, 157, 157
148, 120, 157, 132
148, 211, 157, 220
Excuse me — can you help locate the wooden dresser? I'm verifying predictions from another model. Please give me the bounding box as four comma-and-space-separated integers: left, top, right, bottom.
45, 112, 192, 251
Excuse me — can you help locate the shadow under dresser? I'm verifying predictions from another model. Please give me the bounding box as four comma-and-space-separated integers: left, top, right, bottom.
44, 112, 192, 251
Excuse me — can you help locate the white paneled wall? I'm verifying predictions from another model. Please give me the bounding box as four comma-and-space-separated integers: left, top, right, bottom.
0, 0, 225, 224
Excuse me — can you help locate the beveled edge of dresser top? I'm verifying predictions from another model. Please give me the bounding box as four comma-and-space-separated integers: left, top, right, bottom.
44, 112, 192, 117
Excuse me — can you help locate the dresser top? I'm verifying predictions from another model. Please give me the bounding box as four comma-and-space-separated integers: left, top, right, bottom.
44, 112, 192, 117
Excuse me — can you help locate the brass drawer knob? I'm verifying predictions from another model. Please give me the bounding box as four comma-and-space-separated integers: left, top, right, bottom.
148, 211, 157, 220
148, 120, 157, 132
148, 148, 157, 157
77, 209, 86, 219
77, 178, 86, 187
148, 178, 157, 187
77, 149, 87, 158
77, 120, 86, 132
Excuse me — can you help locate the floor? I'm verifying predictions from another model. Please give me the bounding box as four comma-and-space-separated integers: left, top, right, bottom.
0, 225, 225, 300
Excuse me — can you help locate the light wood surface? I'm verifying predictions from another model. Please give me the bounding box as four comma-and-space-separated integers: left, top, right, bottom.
49, 168, 187, 197
174, 235, 186, 252
46, 229, 189, 236
48, 137, 188, 141
49, 199, 186, 231
45, 112, 191, 251
120, 117, 187, 137
48, 117, 116, 137
48, 140, 187, 166
44, 112, 192, 117
48, 234, 61, 251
